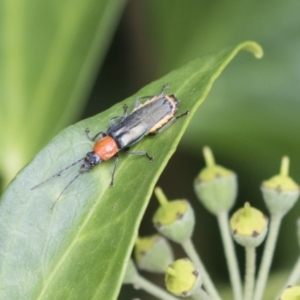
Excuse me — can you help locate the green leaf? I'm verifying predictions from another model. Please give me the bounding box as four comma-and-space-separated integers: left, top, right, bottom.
0, 0, 126, 185
0, 41, 262, 300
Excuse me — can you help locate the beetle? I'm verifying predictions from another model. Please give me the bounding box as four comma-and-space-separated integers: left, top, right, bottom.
31, 85, 189, 208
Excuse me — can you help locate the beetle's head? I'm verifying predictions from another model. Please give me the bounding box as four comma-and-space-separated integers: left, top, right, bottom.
80, 151, 101, 173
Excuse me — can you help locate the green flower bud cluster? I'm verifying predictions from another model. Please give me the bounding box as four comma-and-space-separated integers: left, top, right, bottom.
128, 187, 205, 299
124, 148, 300, 300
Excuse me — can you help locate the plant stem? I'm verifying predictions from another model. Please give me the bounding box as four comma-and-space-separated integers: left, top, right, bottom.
154, 187, 169, 206
274, 254, 300, 300
244, 246, 256, 300
134, 273, 179, 300
181, 238, 222, 300
217, 211, 243, 300
280, 156, 289, 177
253, 213, 283, 300
203, 146, 216, 167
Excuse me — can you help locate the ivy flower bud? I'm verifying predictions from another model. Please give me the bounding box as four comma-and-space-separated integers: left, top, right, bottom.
194, 146, 237, 214
134, 235, 174, 273
280, 285, 300, 300
230, 202, 268, 247
152, 188, 195, 243
261, 157, 299, 216
165, 258, 201, 297
123, 259, 138, 284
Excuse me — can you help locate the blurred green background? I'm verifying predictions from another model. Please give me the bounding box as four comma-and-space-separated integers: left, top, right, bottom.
1, 0, 300, 299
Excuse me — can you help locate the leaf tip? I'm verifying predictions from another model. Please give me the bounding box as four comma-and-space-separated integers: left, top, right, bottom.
240, 41, 264, 59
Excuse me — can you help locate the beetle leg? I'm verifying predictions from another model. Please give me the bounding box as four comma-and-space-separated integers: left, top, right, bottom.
154, 110, 189, 134
134, 85, 169, 109
85, 128, 106, 141
110, 104, 129, 127
158, 85, 169, 96
134, 96, 155, 109
110, 155, 119, 186
134, 99, 140, 108
124, 148, 154, 161
123, 104, 129, 116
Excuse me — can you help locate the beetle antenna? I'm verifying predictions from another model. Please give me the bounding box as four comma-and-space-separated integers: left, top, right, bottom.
51, 173, 81, 210
31, 158, 85, 190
